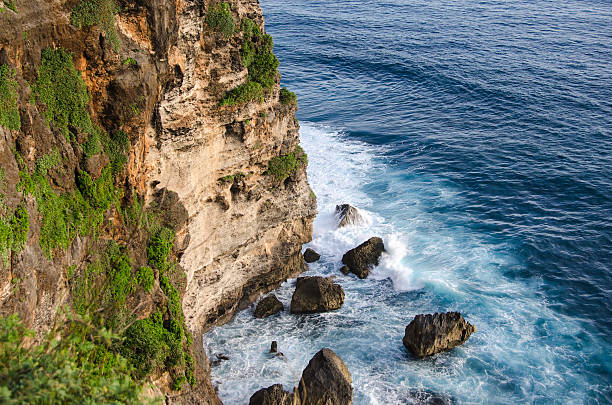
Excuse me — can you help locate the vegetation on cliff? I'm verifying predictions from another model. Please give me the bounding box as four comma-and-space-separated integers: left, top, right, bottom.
70, 0, 120, 51
220, 18, 280, 106
266, 146, 308, 183
205, 2, 235, 39
0, 64, 20, 130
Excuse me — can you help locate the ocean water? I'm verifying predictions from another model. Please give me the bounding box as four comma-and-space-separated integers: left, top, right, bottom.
204, 1, 612, 403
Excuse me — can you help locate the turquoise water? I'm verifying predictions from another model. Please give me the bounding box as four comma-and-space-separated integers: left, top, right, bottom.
204, 1, 612, 403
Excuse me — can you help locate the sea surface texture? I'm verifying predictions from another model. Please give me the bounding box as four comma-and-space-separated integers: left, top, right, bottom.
204, 0, 612, 403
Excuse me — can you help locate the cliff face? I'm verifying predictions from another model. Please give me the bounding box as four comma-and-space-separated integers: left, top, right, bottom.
0, 0, 315, 402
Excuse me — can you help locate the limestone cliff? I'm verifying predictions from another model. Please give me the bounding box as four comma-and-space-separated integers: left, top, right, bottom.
0, 0, 315, 402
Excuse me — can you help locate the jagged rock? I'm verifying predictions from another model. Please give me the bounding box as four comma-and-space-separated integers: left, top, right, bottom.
290, 277, 345, 313
298, 348, 353, 405
403, 312, 476, 357
254, 294, 284, 318
249, 384, 298, 405
341, 237, 385, 279
303, 248, 320, 263
270, 341, 278, 353
335, 204, 364, 228
340, 265, 350, 275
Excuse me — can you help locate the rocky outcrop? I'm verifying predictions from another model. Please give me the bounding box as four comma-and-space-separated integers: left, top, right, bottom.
254, 294, 284, 318
249, 348, 353, 405
403, 312, 476, 357
335, 204, 364, 228
341, 237, 385, 279
249, 384, 298, 405
290, 277, 345, 313
404, 390, 455, 405
303, 248, 320, 263
298, 348, 353, 405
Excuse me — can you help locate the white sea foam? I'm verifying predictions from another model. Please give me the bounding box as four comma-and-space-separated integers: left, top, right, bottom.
204, 123, 608, 405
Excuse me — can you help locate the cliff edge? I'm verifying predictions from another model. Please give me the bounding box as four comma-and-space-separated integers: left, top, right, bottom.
0, 0, 315, 402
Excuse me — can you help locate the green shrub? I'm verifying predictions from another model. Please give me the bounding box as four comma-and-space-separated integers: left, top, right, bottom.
120, 312, 169, 380
220, 80, 263, 106
71, 0, 120, 52
122, 58, 137, 66
9, 205, 28, 253
279, 87, 297, 106
137, 266, 155, 292
266, 145, 308, 183
205, 2, 235, 38
147, 227, 175, 271
240, 19, 279, 89
82, 129, 102, 157
32, 48, 94, 139
3, 1, 16, 13
0, 313, 145, 404
0, 64, 20, 130
76, 167, 116, 211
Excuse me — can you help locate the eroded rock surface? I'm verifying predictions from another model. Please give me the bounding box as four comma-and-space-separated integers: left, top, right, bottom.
403, 312, 476, 357
298, 348, 353, 405
254, 294, 284, 318
335, 204, 364, 228
249, 384, 298, 405
303, 248, 320, 263
341, 237, 385, 279
290, 276, 345, 313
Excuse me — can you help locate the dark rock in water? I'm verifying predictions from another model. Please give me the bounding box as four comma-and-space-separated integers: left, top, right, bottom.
340, 265, 350, 275
403, 312, 476, 357
270, 341, 278, 353
249, 384, 297, 405
404, 390, 455, 405
290, 276, 345, 313
254, 294, 284, 318
341, 237, 385, 279
210, 353, 230, 367
298, 348, 353, 405
303, 248, 321, 263
335, 204, 364, 228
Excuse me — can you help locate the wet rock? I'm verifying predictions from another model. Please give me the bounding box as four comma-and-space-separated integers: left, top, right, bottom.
403, 312, 476, 357
303, 248, 321, 263
335, 204, 364, 228
290, 277, 345, 313
404, 390, 455, 405
341, 237, 385, 279
340, 265, 350, 275
249, 384, 298, 405
298, 348, 353, 405
210, 353, 230, 367
270, 341, 278, 353
254, 294, 284, 318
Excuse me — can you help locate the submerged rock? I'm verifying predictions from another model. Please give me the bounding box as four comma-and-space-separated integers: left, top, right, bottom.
303, 248, 321, 263
335, 204, 364, 228
341, 237, 385, 279
290, 276, 345, 313
340, 265, 350, 275
298, 348, 353, 405
254, 294, 284, 318
403, 312, 476, 357
249, 384, 298, 405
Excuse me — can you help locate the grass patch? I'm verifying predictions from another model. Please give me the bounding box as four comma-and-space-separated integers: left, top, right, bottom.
122, 58, 137, 67
0, 205, 29, 266
266, 145, 308, 183
0, 64, 20, 130
147, 227, 174, 272
71, 0, 120, 52
205, 2, 235, 38
279, 87, 297, 106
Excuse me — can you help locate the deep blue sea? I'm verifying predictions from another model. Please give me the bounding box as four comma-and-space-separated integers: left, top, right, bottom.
205, 1, 612, 403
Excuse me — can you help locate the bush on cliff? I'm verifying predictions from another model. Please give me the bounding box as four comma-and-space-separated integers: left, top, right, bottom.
279, 87, 297, 106
205, 2, 235, 38
0, 313, 148, 404
266, 145, 308, 183
220, 81, 264, 106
